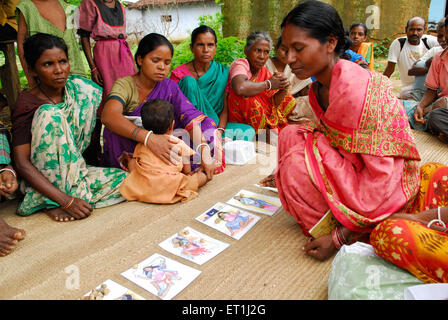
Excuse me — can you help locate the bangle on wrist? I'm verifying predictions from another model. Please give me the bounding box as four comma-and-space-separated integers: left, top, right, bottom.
331, 227, 346, 249
144, 130, 153, 147
0, 167, 17, 178
195, 143, 210, 154
216, 127, 225, 132
62, 196, 75, 210
90, 66, 98, 73
338, 227, 348, 245
265, 79, 272, 91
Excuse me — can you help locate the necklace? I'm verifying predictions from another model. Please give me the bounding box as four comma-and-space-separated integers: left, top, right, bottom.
192, 61, 200, 79
38, 86, 59, 105
102, 0, 114, 4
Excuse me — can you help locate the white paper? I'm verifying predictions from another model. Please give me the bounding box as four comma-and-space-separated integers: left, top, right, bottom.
82, 279, 145, 300
254, 184, 278, 193
121, 253, 201, 300
159, 226, 229, 265
226, 189, 282, 216
404, 283, 448, 300
195, 202, 260, 240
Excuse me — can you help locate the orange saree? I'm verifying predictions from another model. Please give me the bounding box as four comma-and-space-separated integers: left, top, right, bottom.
370, 163, 448, 283
227, 64, 296, 133
358, 42, 374, 71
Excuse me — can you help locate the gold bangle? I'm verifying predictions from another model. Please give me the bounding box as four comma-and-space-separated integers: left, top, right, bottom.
62, 197, 75, 209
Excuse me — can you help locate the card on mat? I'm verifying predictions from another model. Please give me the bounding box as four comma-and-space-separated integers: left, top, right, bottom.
226, 189, 282, 216
81, 279, 145, 300
254, 183, 278, 193
195, 202, 260, 240
121, 253, 201, 300
159, 226, 230, 265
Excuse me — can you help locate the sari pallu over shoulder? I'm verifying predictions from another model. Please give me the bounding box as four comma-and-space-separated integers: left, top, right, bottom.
173, 61, 229, 125
18, 75, 127, 215
297, 60, 421, 232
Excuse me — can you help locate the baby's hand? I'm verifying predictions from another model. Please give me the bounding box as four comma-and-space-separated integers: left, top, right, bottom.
0, 168, 18, 198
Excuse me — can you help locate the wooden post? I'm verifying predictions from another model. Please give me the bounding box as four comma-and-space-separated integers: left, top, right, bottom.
0, 40, 21, 112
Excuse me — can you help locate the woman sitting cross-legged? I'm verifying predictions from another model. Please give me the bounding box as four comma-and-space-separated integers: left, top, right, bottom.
170, 25, 256, 143
260, 1, 448, 263
12, 33, 128, 222
227, 31, 296, 135
101, 33, 220, 177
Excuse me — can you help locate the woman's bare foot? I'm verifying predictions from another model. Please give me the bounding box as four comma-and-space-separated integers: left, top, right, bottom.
0, 217, 26, 257
45, 208, 75, 222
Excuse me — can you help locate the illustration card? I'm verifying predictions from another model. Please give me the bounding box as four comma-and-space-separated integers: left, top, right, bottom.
121, 253, 201, 300
81, 279, 145, 300
195, 202, 260, 240
226, 189, 282, 216
254, 183, 278, 193
159, 226, 230, 265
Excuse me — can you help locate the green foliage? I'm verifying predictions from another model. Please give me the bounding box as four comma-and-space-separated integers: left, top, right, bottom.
64, 0, 82, 6
171, 12, 246, 70
214, 36, 246, 66
373, 38, 391, 59
198, 12, 224, 35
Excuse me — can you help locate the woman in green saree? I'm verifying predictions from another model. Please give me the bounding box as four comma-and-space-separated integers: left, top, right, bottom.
170, 25, 256, 143
12, 33, 127, 222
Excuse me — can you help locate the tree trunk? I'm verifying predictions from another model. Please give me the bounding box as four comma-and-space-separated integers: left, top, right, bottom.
223, 0, 432, 43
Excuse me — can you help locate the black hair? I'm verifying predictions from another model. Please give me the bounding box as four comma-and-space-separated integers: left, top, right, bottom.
140, 99, 174, 134
134, 33, 174, 70
275, 36, 283, 49
406, 17, 426, 30
280, 0, 351, 56
23, 33, 68, 69
349, 22, 368, 37
445, 16, 448, 30
191, 25, 217, 45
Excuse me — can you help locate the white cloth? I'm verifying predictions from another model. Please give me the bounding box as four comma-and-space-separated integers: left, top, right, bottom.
265, 58, 312, 95
419, 45, 443, 63
387, 35, 439, 87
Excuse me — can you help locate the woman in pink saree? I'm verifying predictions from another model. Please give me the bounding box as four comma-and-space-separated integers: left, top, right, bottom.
267, 1, 422, 261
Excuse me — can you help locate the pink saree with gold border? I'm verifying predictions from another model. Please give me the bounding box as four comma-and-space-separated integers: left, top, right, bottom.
276, 60, 421, 235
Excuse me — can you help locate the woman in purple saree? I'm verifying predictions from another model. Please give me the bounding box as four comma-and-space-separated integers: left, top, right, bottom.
101, 33, 218, 179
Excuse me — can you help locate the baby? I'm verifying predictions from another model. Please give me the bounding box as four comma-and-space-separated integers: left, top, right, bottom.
120, 99, 208, 204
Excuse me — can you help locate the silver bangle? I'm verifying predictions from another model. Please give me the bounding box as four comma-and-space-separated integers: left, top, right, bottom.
0, 168, 17, 178
195, 143, 210, 154
216, 128, 225, 132
427, 207, 446, 229
266, 79, 272, 90
144, 130, 153, 147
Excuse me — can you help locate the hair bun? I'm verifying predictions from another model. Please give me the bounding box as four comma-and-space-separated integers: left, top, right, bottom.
334, 34, 352, 55
343, 35, 353, 51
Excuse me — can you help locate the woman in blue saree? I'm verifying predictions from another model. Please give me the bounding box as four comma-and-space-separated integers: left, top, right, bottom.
170, 25, 256, 144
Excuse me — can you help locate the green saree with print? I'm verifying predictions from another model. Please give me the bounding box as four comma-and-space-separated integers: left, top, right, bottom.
17, 75, 127, 216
